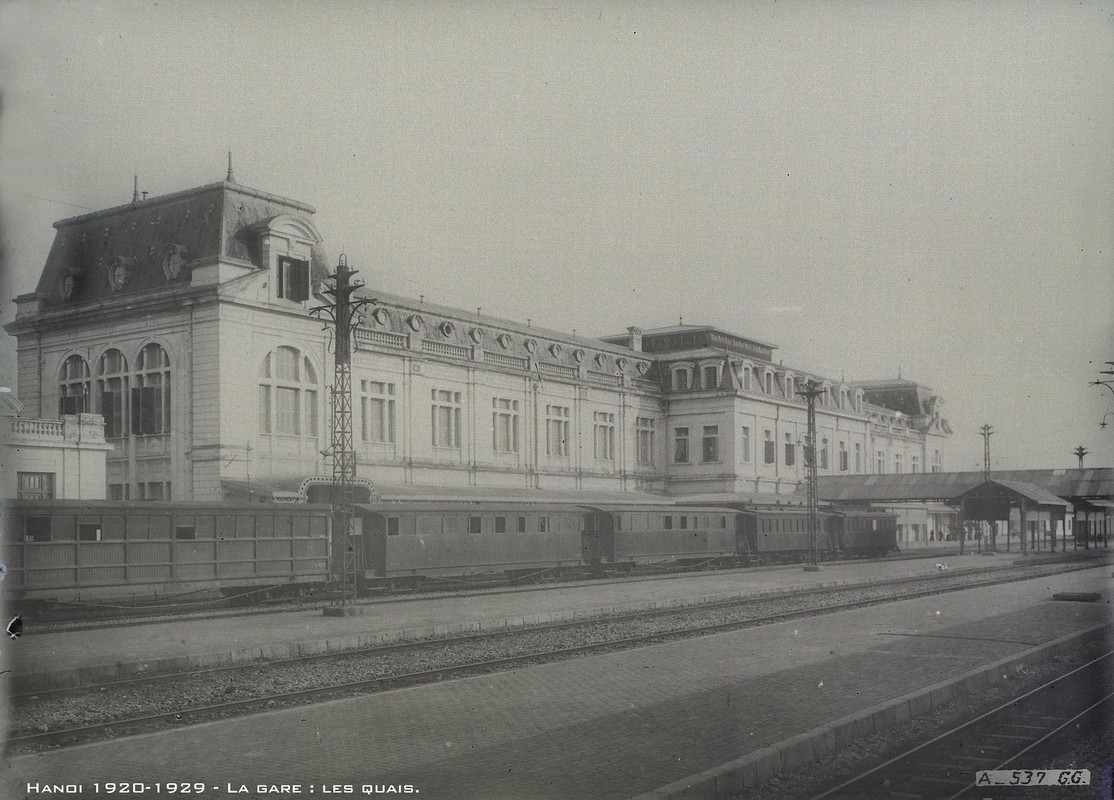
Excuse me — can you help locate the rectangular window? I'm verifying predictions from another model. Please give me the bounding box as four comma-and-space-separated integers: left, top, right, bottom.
492, 398, 520, 453
673, 427, 690, 463
911, 455, 920, 473
702, 425, 719, 462
539, 516, 550, 533
17, 472, 55, 500
680, 516, 689, 530
764, 430, 775, 464
820, 438, 829, 470
146, 482, 166, 501
174, 525, 196, 540
702, 365, 718, 389
894, 453, 903, 474
275, 386, 300, 434
663, 515, 673, 530
277, 256, 310, 302
494, 516, 507, 533
387, 517, 400, 536
636, 417, 655, 466
517, 516, 526, 533
24, 515, 51, 542
740, 426, 751, 463
360, 381, 396, 443
468, 516, 482, 534
784, 433, 795, 467
839, 441, 848, 472
546, 405, 570, 457
431, 389, 462, 448
593, 412, 615, 460
876, 450, 886, 474
78, 523, 103, 541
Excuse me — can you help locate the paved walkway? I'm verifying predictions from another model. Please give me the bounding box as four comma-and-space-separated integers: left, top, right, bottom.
5, 565, 1111, 799
9, 551, 1092, 690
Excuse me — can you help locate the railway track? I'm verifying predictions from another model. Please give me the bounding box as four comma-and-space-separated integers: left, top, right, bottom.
11, 558, 1105, 752
808, 651, 1114, 799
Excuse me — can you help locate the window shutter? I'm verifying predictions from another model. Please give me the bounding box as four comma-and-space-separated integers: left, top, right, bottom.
291, 259, 309, 302
101, 392, 116, 437
131, 387, 143, 433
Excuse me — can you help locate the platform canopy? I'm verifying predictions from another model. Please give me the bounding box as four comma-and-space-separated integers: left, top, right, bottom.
950, 479, 1069, 523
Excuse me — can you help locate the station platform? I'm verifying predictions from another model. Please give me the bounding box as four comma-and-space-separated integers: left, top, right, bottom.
7, 550, 1096, 691
5, 563, 1112, 800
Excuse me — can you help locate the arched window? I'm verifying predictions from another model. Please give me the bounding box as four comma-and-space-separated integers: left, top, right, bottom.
133, 343, 171, 435
58, 354, 90, 415
97, 349, 129, 438
259, 346, 319, 436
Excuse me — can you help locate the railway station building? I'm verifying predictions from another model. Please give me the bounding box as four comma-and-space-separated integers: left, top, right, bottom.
5, 175, 954, 503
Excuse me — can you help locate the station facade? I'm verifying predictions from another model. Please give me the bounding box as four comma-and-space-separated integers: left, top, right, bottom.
5, 177, 953, 502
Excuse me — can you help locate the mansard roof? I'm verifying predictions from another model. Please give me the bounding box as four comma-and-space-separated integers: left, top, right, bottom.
31, 180, 323, 310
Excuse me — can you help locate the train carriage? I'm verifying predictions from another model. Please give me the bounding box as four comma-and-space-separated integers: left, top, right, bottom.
828, 509, 899, 557
583, 505, 739, 569
736, 506, 834, 563
355, 502, 585, 586
3, 499, 331, 604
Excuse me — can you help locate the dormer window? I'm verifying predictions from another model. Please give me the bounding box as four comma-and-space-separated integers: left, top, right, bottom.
277, 256, 310, 302
701, 364, 720, 389
671, 366, 692, 391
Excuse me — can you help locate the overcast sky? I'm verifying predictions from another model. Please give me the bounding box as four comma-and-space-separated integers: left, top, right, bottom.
0, 1, 1111, 471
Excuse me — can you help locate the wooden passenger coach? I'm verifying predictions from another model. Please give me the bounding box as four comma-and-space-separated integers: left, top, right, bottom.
355, 502, 585, 586
583, 505, 739, 567
4, 500, 331, 603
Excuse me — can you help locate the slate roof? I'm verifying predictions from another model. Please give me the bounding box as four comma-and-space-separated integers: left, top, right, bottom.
32, 180, 327, 309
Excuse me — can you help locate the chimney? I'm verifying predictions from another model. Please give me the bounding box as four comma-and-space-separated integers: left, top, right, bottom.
627, 326, 643, 352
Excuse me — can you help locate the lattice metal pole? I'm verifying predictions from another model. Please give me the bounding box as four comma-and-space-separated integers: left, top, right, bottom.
796, 379, 825, 570
312, 255, 375, 610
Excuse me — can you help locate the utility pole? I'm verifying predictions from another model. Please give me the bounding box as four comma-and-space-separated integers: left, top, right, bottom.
796, 379, 826, 571
312, 255, 375, 615
979, 424, 995, 553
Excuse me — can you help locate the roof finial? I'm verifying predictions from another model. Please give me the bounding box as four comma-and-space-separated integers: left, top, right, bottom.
226, 150, 236, 183
679, 313, 684, 326
132, 174, 139, 204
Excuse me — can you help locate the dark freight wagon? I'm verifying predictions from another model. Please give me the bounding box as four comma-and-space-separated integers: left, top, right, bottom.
3, 500, 331, 604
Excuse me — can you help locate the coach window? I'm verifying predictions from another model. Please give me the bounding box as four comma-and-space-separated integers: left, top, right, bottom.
517, 516, 527, 533
133, 343, 172, 435
468, 516, 482, 534
24, 516, 51, 542
58, 354, 90, 415
680, 516, 689, 530
97, 349, 129, 437
260, 346, 319, 438
174, 525, 196, 540
494, 516, 507, 533
78, 523, 103, 541
387, 517, 401, 536
663, 515, 673, 530
538, 516, 550, 533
